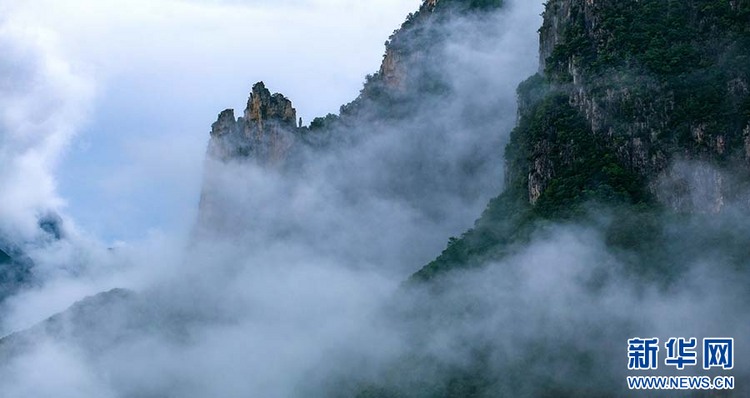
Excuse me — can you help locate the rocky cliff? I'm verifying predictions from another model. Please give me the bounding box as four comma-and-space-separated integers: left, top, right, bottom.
209, 82, 298, 164
204, 0, 507, 168
197, 0, 510, 236
399, 2, 750, 394
4, 2, 750, 397
414, 0, 750, 280
523, 0, 750, 212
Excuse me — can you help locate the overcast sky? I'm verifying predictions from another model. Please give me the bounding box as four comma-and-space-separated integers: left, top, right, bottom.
1, 0, 421, 242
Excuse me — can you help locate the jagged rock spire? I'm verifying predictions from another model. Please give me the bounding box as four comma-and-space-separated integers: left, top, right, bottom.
244, 82, 297, 132
207, 82, 298, 164
211, 109, 236, 137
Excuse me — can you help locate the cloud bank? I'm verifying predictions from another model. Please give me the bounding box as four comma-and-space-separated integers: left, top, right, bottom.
1, 1, 747, 397
0, 16, 93, 240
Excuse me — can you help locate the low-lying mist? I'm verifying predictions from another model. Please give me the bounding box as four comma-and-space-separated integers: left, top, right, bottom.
1, 1, 748, 397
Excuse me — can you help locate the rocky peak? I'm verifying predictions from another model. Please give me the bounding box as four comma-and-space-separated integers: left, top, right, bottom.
244, 82, 297, 131
211, 109, 237, 138
199, 83, 301, 234
207, 82, 299, 164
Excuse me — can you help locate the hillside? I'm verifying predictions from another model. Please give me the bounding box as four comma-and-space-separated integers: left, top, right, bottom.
414, 0, 750, 281
196, 0, 515, 244
2, 1, 748, 397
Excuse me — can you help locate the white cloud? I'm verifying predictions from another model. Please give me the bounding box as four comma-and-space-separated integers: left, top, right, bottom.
1, 0, 422, 241
0, 18, 94, 240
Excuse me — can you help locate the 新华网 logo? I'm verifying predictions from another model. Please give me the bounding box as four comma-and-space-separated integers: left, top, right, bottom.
627, 336, 735, 390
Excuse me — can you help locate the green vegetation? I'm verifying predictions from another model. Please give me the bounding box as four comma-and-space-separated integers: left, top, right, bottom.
546, 0, 750, 77
331, 1, 750, 397
349, 1, 750, 396
411, 187, 534, 281
412, 0, 750, 283
338, 0, 505, 123
412, 77, 653, 282
308, 113, 339, 131
545, 0, 750, 158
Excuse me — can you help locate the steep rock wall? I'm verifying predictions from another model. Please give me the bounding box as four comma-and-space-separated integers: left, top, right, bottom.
517, 0, 750, 213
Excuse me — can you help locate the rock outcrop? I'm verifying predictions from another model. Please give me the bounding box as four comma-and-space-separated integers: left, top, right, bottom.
415, 0, 750, 281
340, 0, 505, 119
197, 0, 508, 238
208, 82, 298, 165
198, 83, 300, 234
205, 0, 451, 166
515, 0, 750, 213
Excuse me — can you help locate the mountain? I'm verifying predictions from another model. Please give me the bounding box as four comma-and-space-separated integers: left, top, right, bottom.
386, 0, 750, 395
203, 0, 508, 167
414, 0, 750, 281
3, 0, 516, 342
196, 0, 516, 241
534, 0, 750, 212
204, 1, 493, 166
3, 1, 749, 396
193, 1, 750, 393
0, 289, 139, 356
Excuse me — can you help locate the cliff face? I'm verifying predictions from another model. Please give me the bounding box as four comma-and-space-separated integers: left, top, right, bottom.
415, 0, 750, 280
372, 0, 504, 93
6, 2, 750, 397
521, 0, 750, 213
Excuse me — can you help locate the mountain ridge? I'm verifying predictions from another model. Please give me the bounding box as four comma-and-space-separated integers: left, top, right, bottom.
413, 0, 750, 281
3, 1, 750, 396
